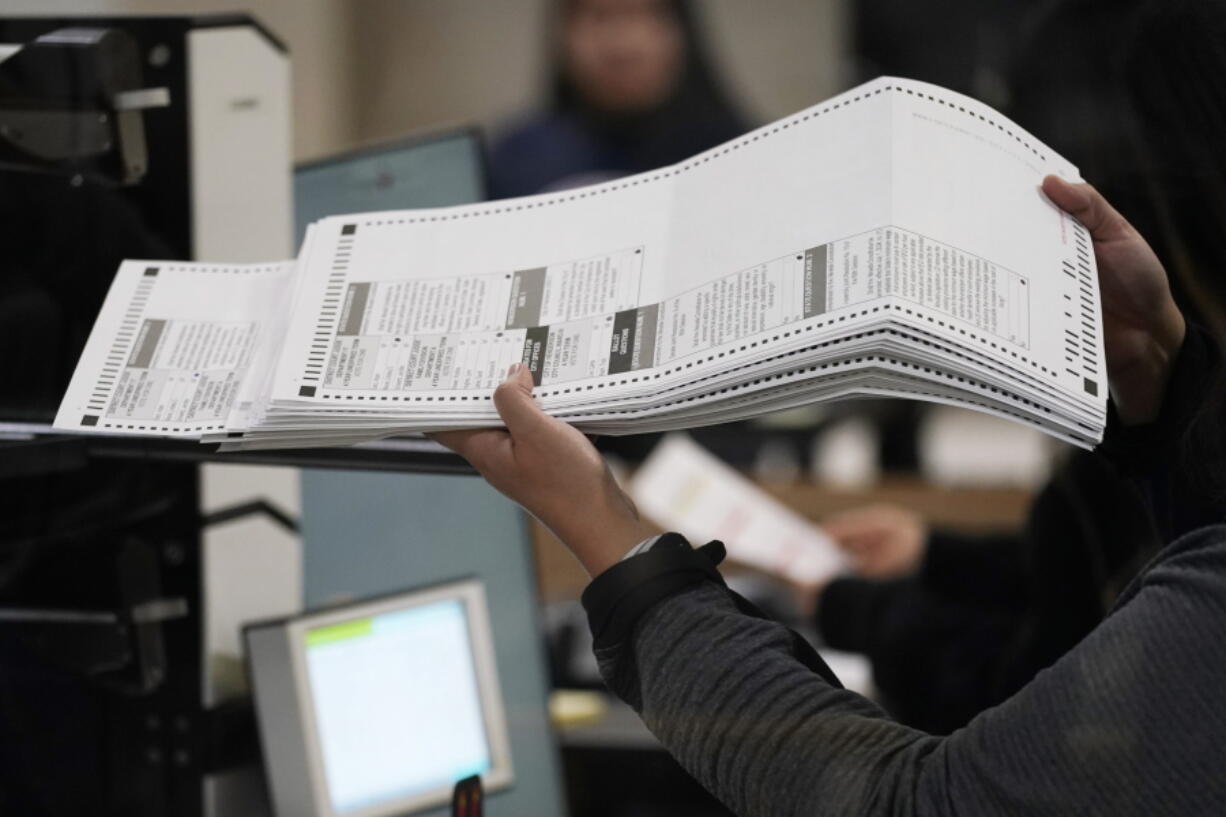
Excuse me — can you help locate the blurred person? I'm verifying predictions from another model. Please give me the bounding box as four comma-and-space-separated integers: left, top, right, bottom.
853, 0, 1026, 105
491, 0, 751, 464
818, 504, 928, 580
436, 172, 1221, 809
803, 451, 1160, 733
437, 176, 1222, 813
490, 0, 932, 472
435, 1, 1226, 813
487, 0, 748, 199
775, 0, 1226, 735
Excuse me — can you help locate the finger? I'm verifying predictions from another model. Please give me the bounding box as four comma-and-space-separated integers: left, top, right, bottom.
826, 530, 874, 554
493, 363, 552, 437
821, 517, 876, 541
819, 523, 854, 545
429, 427, 489, 454
1041, 175, 1131, 243
429, 427, 510, 468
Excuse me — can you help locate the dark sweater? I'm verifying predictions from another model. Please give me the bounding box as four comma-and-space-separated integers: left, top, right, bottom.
816, 449, 1163, 734
585, 324, 1224, 815
594, 526, 1226, 816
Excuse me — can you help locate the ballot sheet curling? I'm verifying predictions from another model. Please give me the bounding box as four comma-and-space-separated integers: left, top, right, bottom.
55, 77, 1107, 450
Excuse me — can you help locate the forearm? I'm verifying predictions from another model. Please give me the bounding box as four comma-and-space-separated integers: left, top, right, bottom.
1108, 301, 1186, 426
1100, 321, 1218, 465
590, 525, 1226, 817
1099, 321, 1224, 538
597, 582, 939, 817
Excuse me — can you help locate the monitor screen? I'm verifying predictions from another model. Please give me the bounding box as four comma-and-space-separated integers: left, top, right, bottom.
305, 600, 491, 813
246, 579, 513, 817
293, 130, 485, 248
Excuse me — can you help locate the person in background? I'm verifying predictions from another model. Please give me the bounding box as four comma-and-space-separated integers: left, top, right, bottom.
806, 460, 1161, 735
435, 173, 1223, 815
437, 1, 1226, 813
487, 0, 747, 199
492, 0, 750, 466
781, 0, 1225, 736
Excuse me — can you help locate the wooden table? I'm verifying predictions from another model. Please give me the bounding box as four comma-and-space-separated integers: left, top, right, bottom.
530, 474, 1035, 602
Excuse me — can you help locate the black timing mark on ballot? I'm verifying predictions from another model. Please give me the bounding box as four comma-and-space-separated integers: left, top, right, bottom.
85, 270, 160, 425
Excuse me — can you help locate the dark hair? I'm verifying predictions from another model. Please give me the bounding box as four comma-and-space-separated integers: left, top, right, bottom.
1010, 0, 1226, 495
1120, 0, 1226, 339
1122, 0, 1226, 497
549, 0, 748, 170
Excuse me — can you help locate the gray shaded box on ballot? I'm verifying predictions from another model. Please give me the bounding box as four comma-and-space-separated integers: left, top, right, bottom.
608, 304, 659, 374
803, 245, 828, 318
507, 268, 546, 329
608, 309, 637, 375
128, 319, 166, 368
631, 303, 659, 371
339, 282, 371, 336
522, 326, 550, 386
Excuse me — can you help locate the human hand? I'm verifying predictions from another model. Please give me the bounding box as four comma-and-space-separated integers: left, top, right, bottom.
786, 575, 833, 621
1042, 176, 1186, 425
430, 364, 652, 577
819, 503, 927, 579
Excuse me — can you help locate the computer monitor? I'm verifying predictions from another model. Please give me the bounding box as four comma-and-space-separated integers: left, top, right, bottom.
293, 129, 486, 248
245, 578, 514, 817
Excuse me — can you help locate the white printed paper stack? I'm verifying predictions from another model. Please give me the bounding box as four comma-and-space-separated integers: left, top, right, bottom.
56, 77, 1107, 451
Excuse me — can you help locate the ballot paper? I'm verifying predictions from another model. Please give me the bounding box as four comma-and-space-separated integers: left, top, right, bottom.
55, 76, 1107, 450
630, 434, 847, 585
56, 260, 296, 437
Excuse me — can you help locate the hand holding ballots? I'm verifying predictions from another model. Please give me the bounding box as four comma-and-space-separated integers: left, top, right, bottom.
55, 77, 1107, 451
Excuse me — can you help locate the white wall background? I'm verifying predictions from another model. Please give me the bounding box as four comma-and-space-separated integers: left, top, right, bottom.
3, 0, 850, 159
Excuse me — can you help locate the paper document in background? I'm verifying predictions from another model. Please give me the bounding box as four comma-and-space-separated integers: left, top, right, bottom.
630, 434, 846, 585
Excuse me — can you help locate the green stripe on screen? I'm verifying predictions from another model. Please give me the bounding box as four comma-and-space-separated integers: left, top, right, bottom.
306, 618, 373, 647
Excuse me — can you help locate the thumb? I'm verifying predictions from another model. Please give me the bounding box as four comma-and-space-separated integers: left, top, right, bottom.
820, 515, 872, 540
1041, 175, 1130, 243
493, 363, 549, 436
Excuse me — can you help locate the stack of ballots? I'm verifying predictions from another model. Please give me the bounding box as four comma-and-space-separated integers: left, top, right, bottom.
55, 77, 1107, 451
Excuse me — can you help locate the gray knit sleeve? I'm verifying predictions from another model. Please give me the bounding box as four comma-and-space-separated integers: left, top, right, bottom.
596, 582, 939, 817
593, 525, 1226, 817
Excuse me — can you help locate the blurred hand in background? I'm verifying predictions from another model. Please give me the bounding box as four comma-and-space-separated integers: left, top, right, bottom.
820, 504, 928, 580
